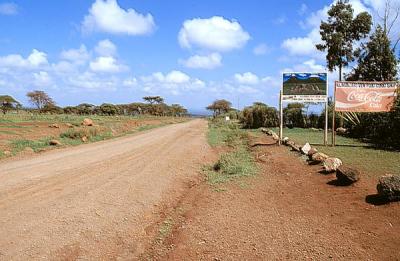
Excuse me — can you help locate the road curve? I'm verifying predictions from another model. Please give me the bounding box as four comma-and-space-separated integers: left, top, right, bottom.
0, 119, 211, 260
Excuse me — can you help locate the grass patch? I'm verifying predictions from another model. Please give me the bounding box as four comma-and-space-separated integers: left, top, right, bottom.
10, 137, 53, 153
274, 127, 400, 177
206, 118, 258, 185
136, 123, 166, 132
206, 148, 258, 184
157, 217, 173, 242
0, 130, 18, 135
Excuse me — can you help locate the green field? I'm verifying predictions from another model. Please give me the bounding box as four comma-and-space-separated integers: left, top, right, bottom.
274, 128, 400, 177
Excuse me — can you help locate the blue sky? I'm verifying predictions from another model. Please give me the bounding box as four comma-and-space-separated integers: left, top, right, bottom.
0, 0, 398, 112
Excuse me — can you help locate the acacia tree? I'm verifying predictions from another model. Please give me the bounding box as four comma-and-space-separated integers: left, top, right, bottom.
206, 99, 232, 117
26, 90, 55, 111
316, 0, 372, 81
0, 95, 20, 114
143, 96, 164, 105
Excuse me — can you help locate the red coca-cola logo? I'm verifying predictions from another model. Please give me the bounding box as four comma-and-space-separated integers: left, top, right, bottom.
347, 90, 382, 103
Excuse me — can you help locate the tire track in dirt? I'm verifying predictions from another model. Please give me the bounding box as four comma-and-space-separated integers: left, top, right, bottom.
0, 119, 213, 260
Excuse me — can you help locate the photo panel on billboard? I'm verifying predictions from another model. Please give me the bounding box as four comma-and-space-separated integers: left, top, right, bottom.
282, 73, 328, 103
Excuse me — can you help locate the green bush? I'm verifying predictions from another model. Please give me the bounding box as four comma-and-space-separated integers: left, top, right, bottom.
240, 102, 279, 129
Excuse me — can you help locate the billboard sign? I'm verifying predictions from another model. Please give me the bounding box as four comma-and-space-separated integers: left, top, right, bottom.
335, 81, 398, 112
282, 73, 328, 103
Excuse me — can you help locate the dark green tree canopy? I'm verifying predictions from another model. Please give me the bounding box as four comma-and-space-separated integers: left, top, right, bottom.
143, 96, 164, 104
347, 25, 398, 81
316, 0, 372, 78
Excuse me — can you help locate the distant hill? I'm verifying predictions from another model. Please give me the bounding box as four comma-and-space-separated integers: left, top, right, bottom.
285, 76, 325, 84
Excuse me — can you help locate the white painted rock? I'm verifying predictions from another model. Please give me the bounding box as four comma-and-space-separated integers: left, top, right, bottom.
323, 157, 343, 173
301, 143, 311, 155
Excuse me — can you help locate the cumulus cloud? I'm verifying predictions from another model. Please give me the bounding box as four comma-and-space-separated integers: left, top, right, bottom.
95, 39, 117, 56
178, 16, 250, 52
60, 45, 90, 65
122, 77, 137, 87
180, 53, 222, 69
234, 72, 260, 85
82, 0, 155, 35
90, 56, 127, 73
140, 70, 205, 95
33, 71, 53, 87
0, 2, 18, 15
0, 49, 48, 68
282, 36, 316, 56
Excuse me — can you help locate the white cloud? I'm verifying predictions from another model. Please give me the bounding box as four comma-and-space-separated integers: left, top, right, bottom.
0, 49, 48, 68
180, 53, 222, 69
283, 59, 326, 73
282, 36, 315, 56
140, 70, 205, 95
82, 0, 155, 35
122, 77, 137, 87
234, 72, 260, 85
89, 56, 127, 73
0, 2, 17, 15
33, 71, 53, 87
178, 16, 250, 52
253, 43, 270, 56
67, 71, 118, 90
60, 45, 90, 65
95, 39, 117, 56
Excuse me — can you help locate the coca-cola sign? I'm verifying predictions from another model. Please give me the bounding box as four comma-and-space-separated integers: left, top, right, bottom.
335, 81, 398, 112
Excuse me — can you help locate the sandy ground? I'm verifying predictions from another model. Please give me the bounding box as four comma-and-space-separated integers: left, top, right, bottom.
0, 119, 212, 260
145, 135, 400, 260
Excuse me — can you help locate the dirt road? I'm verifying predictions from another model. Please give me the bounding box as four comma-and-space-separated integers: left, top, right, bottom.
0, 119, 212, 260
146, 135, 400, 260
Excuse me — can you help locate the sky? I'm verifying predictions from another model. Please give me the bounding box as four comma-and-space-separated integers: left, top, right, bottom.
0, 0, 399, 113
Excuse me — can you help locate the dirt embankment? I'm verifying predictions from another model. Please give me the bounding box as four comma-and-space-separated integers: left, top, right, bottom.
145, 135, 400, 260
0, 119, 214, 260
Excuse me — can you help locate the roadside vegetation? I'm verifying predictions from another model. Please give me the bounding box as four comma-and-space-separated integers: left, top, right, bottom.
205, 118, 258, 185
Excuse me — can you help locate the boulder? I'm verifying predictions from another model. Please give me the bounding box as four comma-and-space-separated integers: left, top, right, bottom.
266, 130, 274, 136
336, 166, 360, 184
282, 137, 289, 145
82, 118, 94, 126
307, 148, 318, 158
260, 128, 268, 134
49, 123, 60, 128
323, 157, 343, 173
23, 147, 34, 153
311, 152, 329, 163
286, 140, 295, 147
290, 143, 301, 152
81, 136, 88, 143
336, 127, 347, 135
272, 133, 280, 141
49, 139, 61, 146
377, 175, 400, 201
301, 143, 311, 155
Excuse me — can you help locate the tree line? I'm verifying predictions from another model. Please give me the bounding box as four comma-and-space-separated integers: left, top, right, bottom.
0, 91, 187, 117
